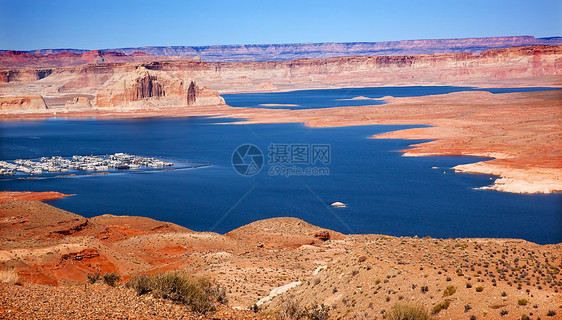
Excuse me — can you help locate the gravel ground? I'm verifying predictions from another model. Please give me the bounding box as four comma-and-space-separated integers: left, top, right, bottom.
0, 283, 270, 320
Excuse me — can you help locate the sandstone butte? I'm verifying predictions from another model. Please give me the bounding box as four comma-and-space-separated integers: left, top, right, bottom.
0, 45, 561, 194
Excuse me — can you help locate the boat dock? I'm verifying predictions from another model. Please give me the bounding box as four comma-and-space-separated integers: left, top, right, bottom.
0, 153, 174, 176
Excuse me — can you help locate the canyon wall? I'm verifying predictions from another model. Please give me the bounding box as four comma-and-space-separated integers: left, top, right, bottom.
7, 36, 562, 62
147, 45, 562, 92
0, 50, 195, 69
0, 45, 559, 113
93, 67, 224, 109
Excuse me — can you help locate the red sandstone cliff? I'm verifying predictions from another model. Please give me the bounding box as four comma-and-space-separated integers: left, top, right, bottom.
2, 45, 559, 91
0, 50, 195, 69
94, 67, 225, 109
0, 45, 559, 113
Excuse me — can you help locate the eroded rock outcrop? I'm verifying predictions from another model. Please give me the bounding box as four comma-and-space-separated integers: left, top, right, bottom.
0, 95, 47, 113
187, 81, 196, 105
94, 67, 224, 109
130, 73, 165, 100
64, 96, 92, 110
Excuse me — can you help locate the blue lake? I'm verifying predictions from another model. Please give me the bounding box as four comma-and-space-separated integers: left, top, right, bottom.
1, 87, 561, 244
222, 86, 562, 109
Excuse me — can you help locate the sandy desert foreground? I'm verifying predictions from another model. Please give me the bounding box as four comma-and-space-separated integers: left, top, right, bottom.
0, 192, 560, 320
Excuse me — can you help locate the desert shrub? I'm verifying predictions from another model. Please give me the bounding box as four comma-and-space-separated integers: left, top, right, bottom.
0, 268, 19, 284
518, 298, 528, 306
443, 285, 456, 297
547, 310, 556, 316
500, 309, 508, 316
464, 304, 472, 312
87, 272, 101, 284
249, 303, 260, 313
126, 272, 226, 314
276, 295, 302, 320
271, 297, 330, 320
432, 301, 450, 314
387, 302, 434, 320
521, 315, 530, 320
475, 286, 484, 292
303, 303, 330, 320
102, 273, 120, 287
421, 285, 429, 293
126, 274, 152, 295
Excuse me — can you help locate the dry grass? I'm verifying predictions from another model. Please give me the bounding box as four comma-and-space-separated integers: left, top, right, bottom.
0, 268, 19, 284
126, 272, 226, 314
443, 285, 456, 297
387, 302, 434, 320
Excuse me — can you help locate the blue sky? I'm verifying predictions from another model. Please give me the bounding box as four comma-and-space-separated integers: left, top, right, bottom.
1, 0, 560, 50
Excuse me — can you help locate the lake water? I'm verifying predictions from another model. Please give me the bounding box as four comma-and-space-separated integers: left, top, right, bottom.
1, 87, 560, 244
222, 86, 562, 109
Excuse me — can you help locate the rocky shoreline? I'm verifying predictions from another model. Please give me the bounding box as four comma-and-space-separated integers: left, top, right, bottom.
0, 192, 560, 319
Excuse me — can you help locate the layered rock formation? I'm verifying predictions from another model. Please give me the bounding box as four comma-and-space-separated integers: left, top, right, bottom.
8, 36, 562, 62
1, 45, 560, 94
0, 95, 47, 113
93, 67, 224, 109
0, 50, 194, 68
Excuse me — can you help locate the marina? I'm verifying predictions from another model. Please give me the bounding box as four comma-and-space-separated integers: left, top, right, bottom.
0, 153, 207, 178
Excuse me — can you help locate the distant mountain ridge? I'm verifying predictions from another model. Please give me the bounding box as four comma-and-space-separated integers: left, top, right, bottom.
4, 36, 561, 62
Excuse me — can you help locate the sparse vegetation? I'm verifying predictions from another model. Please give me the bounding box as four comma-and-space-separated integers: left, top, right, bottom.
387, 302, 434, 320
547, 310, 556, 316
87, 272, 101, 284
302, 303, 330, 320
126, 272, 226, 314
102, 273, 120, 287
518, 298, 528, 306
0, 268, 19, 284
272, 295, 330, 320
475, 286, 484, 292
443, 285, 456, 297
432, 301, 450, 314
